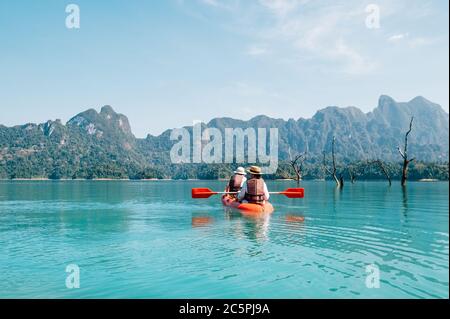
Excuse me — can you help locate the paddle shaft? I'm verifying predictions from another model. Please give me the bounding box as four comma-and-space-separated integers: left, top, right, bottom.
218, 191, 293, 195
192, 187, 304, 199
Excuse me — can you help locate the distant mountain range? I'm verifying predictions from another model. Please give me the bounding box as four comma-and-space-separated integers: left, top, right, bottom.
0, 95, 448, 179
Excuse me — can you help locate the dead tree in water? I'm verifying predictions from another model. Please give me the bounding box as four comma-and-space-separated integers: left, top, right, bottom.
398, 117, 415, 186
323, 136, 341, 187
371, 159, 392, 186
348, 165, 356, 183
288, 148, 306, 186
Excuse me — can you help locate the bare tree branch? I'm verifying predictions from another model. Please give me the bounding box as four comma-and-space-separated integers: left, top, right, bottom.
369, 159, 392, 186
399, 116, 414, 186
323, 137, 341, 187
323, 152, 332, 175
397, 147, 406, 159
348, 165, 356, 183
287, 149, 306, 186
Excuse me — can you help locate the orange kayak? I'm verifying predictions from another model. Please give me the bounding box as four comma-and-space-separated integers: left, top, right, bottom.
221, 195, 274, 214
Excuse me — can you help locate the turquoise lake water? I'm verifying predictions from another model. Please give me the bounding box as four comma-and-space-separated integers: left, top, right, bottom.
0, 180, 448, 298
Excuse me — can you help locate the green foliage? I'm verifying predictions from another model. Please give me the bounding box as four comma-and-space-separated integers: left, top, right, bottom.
0, 103, 448, 181
274, 160, 449, 181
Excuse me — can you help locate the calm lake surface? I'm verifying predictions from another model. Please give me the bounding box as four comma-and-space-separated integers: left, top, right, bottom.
0, 180, 448, 298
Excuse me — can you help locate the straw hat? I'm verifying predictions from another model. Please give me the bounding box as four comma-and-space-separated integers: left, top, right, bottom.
234, 167, 246, 175
247, 166, 262, 175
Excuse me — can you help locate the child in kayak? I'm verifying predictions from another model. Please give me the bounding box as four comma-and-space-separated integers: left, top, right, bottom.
225, 167, 247, 197
237, 166, 270, 204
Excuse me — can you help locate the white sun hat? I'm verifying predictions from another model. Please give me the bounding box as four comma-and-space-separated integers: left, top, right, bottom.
234, 167, 246, 175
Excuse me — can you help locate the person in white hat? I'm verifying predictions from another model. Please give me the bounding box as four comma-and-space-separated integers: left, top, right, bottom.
225, 167, 247, 195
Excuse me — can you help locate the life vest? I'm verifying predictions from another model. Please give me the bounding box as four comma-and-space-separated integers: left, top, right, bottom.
244, 178, 266, 204
228, 174, 244, 192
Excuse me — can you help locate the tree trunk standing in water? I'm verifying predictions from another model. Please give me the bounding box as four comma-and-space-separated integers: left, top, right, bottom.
348, 165, 356, 183
373, 159, 392, 186
339, 174, 344, 188
323, 136, 341, 188
398, 117, 415, 187
287, 148, 306, 186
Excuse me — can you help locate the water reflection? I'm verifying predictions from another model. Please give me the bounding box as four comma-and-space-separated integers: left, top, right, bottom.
191, 216, 214, 228
401, 186, 408, 217
242, 214, 271, 242
285, 214, 305, 223
328, 184, 342, 221
223, 208, 272, 242
193, 209, 308, 246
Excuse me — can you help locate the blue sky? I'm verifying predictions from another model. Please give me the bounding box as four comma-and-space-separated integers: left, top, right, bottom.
0, 0, 448, 137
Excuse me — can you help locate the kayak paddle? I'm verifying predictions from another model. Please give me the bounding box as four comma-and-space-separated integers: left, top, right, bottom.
192, 187, 304, 199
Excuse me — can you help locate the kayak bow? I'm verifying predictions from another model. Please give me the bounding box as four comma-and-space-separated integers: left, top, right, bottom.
221, 195, 274, 214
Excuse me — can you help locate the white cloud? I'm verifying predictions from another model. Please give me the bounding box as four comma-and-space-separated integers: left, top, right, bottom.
333, 39, 376, 74
198, 0, 239, 11
200, 0, 220, 6
191, 0, 441, 75
245, 44, 269, 56
387, 33, 436, 48
388, 33, 409, 43
258, 0, 307, 17
256, 2, 376, 74
408, 37, 435, 48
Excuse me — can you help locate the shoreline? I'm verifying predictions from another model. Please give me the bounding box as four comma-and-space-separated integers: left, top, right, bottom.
0, 178, 446, 182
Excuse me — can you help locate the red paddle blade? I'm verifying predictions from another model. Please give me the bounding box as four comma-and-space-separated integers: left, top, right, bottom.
280, 188, 304, 198
192, 188, 217, 199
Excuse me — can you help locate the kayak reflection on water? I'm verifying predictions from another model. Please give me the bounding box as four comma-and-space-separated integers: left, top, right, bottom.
192, 210, 307, 245
285, 215, 305, 223
191, 208, 271, 242
191, 216, 214, 228
225, 208, 272, 242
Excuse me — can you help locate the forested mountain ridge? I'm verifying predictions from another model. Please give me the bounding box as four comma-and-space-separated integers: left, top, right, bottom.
0, 95, 448, 179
